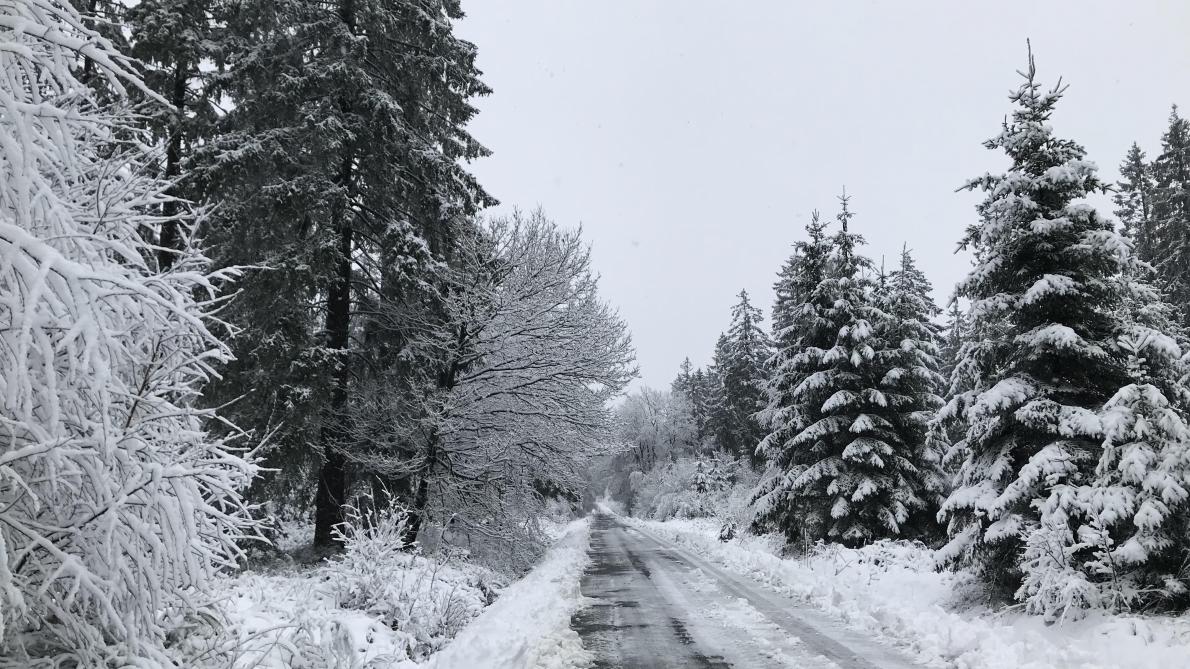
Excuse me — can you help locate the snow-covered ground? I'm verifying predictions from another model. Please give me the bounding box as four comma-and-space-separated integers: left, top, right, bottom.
429, 518, 593, 669
627, 516, 1190, 669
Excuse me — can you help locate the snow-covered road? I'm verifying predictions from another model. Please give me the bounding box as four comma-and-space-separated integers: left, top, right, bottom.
571, 513, 919, 668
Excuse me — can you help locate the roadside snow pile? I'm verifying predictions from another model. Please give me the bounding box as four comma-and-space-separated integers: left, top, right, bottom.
629, 517, 1190, 669
428, 518, 593, 669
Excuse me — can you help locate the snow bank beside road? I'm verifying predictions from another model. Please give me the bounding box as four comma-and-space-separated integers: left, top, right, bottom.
629, 517, 1190, 669
429, 518, 593, 669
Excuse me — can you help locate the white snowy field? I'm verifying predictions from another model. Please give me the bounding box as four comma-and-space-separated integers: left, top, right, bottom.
626, 516, 1190, 669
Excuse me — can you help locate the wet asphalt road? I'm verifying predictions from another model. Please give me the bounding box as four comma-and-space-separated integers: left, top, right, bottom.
570, 513, 919, 669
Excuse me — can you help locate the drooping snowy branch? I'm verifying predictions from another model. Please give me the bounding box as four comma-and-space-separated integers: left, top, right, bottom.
0, 1, 257, 662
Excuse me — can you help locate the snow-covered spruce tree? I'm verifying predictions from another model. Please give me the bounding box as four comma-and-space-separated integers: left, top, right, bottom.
672, 357, 714, 442
937, 52, 1141, 601
939, 301, 967, 381
688, 368, 717, 443
1152, 106, 1190, 322
1114, 143, 1156, 266
877, 245, 948, 530
756, 199, 939, 546
673, 357, 696, 395
704, 332, 732, 451
202, 0, 492, 545
715, 290, 772, 464
753, 211, 835, 536
1075, 330, 1190, 611
0, 1, 256, 663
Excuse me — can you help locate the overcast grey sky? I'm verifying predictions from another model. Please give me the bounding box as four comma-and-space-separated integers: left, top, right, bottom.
455, 1, 1190, 390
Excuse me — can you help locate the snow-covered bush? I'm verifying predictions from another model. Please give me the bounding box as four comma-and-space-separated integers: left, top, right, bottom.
0, 1, 257, 664
634, 458, 712, 519
167, 501, 508, 668
326, 497, 501, 660
632, 456, 759, 528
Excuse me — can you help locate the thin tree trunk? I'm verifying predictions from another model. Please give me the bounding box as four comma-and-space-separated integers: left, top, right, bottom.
402, 455, 432, 547
401, 331, 465, 546
157, 57, 187, 271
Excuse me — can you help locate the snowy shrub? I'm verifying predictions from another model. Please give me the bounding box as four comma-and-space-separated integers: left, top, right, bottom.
1017, 510, 1102, 621
0, 1, 257, 664
167, 503, 508, 668
166, 569, 409, 669
634, 458, 713, 520
326, 498, 501, 660
632, 456, 758, 527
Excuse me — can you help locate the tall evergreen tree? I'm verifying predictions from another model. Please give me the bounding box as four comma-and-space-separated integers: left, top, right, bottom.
939, 300, 967, 380
690, 368, 714, 443
672, 357, 695, 395
937, 52, 1139, 599
754, 212, 835, 536
673, 357, 714, 443
203, 0, 493, 546
1114, 142, 1156, 265
877, 245, 948, 527
1152, 106, 1190, 320
717, 290, 772, 464
705, 333, 732, 451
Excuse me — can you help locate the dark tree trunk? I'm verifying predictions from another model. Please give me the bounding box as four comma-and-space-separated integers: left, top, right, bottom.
81, 0, 99, 85
312, 0, 358, 549
313, 156, 356, 548
402, 464, 431, 547
157, 58, 188, 271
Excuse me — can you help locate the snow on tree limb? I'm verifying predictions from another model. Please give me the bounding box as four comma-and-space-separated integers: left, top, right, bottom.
1, 1, 257, 662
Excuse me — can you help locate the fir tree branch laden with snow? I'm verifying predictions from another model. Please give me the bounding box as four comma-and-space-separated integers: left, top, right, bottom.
938, 50, 1190, 617
0, 0, 257, 663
